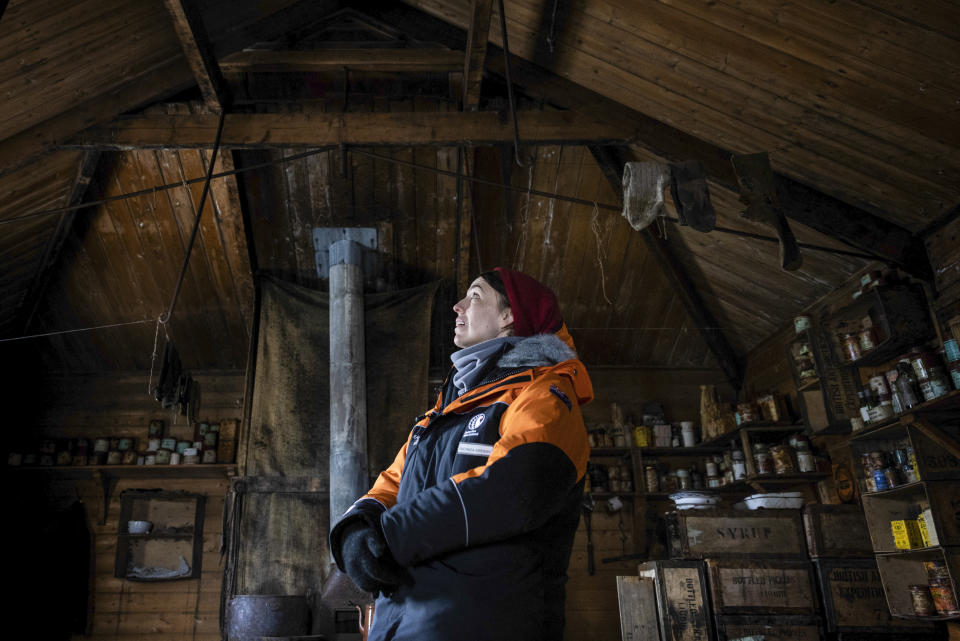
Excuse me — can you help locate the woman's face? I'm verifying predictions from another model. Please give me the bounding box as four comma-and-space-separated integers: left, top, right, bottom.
452, 277, 513, 348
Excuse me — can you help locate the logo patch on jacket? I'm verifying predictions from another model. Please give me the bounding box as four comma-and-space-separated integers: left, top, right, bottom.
464, 413, 485, 437
550, 384, 572, 410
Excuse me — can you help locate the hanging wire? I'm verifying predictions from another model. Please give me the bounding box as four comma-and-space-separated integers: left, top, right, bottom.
0, 144, 341, 227
0, 318, 153, 343
159, 110, 226, 325
497, 0, 525, 167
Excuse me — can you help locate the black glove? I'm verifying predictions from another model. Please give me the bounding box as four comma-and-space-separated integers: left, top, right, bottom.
340, 520, 407, 596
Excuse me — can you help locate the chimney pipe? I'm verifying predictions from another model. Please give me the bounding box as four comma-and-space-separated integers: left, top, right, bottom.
328, 239, 368, 531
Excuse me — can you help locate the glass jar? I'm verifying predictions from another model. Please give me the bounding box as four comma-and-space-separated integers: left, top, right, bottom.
770, 445, 795, 475
796, 443, 816, 473
753, 443, 774, 475
676, 468, 691, 490
645, 465, 659, 493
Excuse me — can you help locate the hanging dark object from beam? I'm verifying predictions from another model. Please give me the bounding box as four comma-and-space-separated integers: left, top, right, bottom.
496, 0, 524, 166
621, 160, 716, 234
731, 152, 803, 272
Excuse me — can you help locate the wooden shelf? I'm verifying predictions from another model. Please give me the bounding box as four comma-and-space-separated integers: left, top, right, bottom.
850, 389, 960, 439
589, 447, 631, 457
6, 463, 236, 478
6, 464, 235, 524
638, 445, 727, 456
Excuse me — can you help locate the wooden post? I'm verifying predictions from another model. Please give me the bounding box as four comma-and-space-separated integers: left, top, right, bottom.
329, 240, 369, 524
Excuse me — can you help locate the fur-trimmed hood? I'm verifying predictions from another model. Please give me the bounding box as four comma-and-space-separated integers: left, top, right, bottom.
497, 332, 578, 368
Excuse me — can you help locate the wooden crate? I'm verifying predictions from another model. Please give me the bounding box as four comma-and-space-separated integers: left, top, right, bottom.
667, 508, 806, 559
861, 481, 960, 553
874, 547, 960, 619
636, 560, 713, 641
616, 576, 660, 641
814, 558, 938, 634
715, 615, 821, 641
705, 558, 817, 615
803, 504, 873, 558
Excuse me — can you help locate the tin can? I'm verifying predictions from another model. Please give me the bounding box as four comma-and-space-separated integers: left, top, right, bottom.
873, 468, 890, 491
121, 450, 137, 465
147, 438, 161, 452
910, 584, 936, 616
930, 578, 960, 615
797, 449, 816, 473
118, 438, 133, 452
106, 450, 122, 465
794, 315, 811, 334
176, 440, 191, 454
202, 448, 217, 464
945, 338, 960, 363
633, 425, 651, 448
859, 326, 878, 352
93, 438, 110, 453
148, 419, 164, 437
155, 448, 172, 465
925, 561, 950, 582
170, 451, 182, 465
144, 453, 156, 465
204, 431, 219, 449
160, 437, 177, 451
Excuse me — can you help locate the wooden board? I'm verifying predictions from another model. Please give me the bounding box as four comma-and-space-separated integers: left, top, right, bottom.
715, 615, 821, 641
636, 560, 713, 641
803, 504, 873, 558
705, 558, 817, 614
667, 508, 807, 559
616, 576, 660, 641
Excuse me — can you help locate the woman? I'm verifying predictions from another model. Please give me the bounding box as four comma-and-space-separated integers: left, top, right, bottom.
330, 267, 593, 641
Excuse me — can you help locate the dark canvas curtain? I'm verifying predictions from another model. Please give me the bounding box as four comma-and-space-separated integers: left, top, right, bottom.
224, 275, 438, 602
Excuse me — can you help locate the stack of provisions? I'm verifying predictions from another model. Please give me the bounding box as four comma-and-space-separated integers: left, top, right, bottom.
804, 504, 938, 640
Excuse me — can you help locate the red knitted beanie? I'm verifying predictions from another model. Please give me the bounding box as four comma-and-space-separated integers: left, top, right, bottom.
493, 267, 563, 337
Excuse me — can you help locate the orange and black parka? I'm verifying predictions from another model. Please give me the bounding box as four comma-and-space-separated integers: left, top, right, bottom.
330, 325, 593, 641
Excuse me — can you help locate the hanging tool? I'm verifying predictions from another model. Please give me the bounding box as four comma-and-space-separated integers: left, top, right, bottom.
581, 494, 596, 576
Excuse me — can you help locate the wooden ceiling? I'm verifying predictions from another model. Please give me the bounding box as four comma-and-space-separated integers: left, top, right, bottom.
0, 0, 956, 382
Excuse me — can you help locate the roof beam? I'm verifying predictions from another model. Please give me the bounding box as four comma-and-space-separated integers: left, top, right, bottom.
369, 3, 932, 281
220, 49, 464, 73
64, 111, 636, 149
486, 54, 932, 281
462, 0, 495, 109
163, 0, 230, 112
589, 144, 744, 391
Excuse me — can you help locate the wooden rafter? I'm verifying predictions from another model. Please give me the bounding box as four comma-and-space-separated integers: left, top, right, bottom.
17, 152, 101, 335
65, 111, 636, 149
373, 3, 933, 282
485, 54, 933, 282
589, 145, 745, 391
462, 0, 495, 109
220, 49, 463, 73
163, 0, 230, 112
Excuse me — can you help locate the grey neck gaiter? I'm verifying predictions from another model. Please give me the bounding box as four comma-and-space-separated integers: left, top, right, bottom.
450, 336, 522, 396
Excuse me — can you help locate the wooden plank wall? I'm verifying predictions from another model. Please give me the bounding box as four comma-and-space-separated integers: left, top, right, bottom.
565, 365, 733, 641
24, 370, 244, 641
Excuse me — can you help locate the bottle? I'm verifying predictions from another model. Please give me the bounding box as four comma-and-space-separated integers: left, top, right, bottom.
676, 468, 691, 490
732, 450, 747, 480
844, 333, 862, 361
859, 387, 874, 425
897, 359, 921, 409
